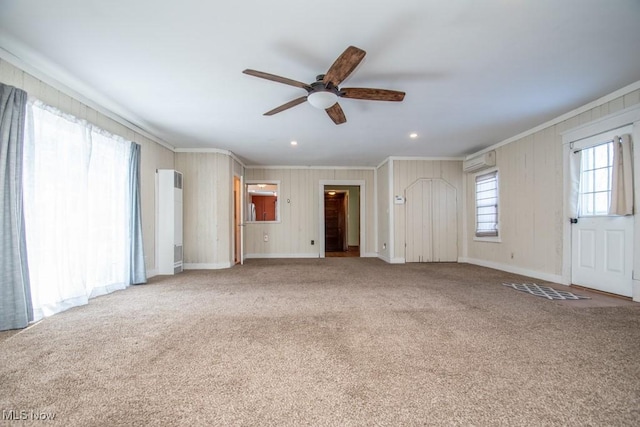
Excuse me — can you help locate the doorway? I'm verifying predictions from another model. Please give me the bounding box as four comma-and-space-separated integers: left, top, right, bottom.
569, 130, 633, 297
322, 184, 361, 257
324, 191, 347, 252
233, 176, 242, 264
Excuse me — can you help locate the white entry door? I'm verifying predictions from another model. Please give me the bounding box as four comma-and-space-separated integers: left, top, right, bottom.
571, 216, 633, 296
570, 134, 634, 297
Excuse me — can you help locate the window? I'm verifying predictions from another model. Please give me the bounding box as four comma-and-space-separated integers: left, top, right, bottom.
475, 171, 499, 238
246, 181, 280, 222
578, 142, 613, 216
23, 99, 139, 320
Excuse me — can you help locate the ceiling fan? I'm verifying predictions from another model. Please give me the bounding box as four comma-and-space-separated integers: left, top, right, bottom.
243, 46, 405, 125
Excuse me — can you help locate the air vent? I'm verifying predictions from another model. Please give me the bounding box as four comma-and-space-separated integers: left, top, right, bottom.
174, 171, 183, 189
174, 245, 183, 263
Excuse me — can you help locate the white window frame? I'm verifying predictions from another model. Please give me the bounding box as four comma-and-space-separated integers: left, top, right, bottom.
474, 168, 501, 242
576, 140, 614, 217
245, 180, 281, 223
572, 125, 632, 217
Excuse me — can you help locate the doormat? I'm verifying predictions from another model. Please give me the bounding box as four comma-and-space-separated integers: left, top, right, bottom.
502, 283, 590, 300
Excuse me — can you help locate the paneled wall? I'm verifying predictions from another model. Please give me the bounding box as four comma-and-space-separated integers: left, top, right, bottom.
376, 161, 390, 261
345, 186, 360, 247
175, 152, 235, 268
392, 159, 463, 262
0, 58, 175, 275
244, 168, 376, 257
464, 88, 640, 281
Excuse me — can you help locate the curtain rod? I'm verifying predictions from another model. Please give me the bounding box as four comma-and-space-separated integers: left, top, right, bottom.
572, 138, 617, 153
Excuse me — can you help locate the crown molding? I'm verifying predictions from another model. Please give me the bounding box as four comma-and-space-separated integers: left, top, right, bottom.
0, 45, 176, 152
467, 79, 640, 160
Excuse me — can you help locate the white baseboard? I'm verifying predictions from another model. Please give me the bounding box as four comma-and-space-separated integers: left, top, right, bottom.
246, 252, 378, 259
459, 257, 565, 285
378, 254, 391, 263
377, 255, 405, 264
633, 279, 640, 302
183, 262, 232, 270
245, 253, 320, 259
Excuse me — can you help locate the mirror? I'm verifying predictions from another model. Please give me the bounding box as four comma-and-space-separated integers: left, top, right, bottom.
246, 181, 280, 222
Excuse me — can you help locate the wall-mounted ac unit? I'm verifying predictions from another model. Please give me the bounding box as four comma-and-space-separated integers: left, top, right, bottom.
463, 151, 496, 173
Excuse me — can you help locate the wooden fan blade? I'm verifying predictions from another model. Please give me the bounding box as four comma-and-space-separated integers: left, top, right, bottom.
243, 69, 311, 90
325, 103, 346, 125
323, 46, 366, 86
340, 87, 405, 101
264, 96, 308, 116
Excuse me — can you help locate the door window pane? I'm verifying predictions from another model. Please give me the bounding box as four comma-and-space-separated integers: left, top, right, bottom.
578, 141, 613, 217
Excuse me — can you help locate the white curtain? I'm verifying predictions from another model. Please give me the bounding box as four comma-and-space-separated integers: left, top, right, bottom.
609, 134, 633, 216
569, 148, 582, 219
23, 100, 132, 320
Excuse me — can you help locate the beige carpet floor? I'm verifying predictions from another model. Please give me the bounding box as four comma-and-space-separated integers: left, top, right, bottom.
1, 258, 639, 426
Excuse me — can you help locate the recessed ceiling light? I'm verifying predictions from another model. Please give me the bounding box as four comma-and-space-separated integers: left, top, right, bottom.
409, 133, 418, 139
290, 140, 298, 146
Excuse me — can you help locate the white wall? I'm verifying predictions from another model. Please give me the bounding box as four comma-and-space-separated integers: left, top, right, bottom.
345, 186, 360, 247
175, 151, 237, 269
8, 51, 639, 289
0, 57, 175, 276
376, 160, 391, 262
462, 85, 640, 287
244, 167, 376, 258
392, 159, 463, 263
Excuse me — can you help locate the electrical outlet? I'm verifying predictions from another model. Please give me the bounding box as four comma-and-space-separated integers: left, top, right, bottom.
311, 240, 314, 245
263, 234, 269, 242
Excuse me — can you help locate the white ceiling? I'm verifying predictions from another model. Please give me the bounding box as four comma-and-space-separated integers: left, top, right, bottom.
1, 0, 639, 167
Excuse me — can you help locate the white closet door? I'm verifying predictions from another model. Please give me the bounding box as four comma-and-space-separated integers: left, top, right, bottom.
405, 179, 457, 263
406, 180, 429, 262
432, 180, 458, 262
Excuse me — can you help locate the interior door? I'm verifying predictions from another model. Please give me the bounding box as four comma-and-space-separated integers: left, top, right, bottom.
325, 193, 346, 252
233, 176, 241, 264
251, 195, 276, 221
570, 136, 634, 297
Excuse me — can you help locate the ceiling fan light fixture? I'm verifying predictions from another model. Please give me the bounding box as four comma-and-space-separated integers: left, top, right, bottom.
307, 91, 338, 109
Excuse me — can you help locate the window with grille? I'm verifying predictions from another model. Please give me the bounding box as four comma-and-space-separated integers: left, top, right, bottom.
475, 171, 499, 237
578, 142, 613, 216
